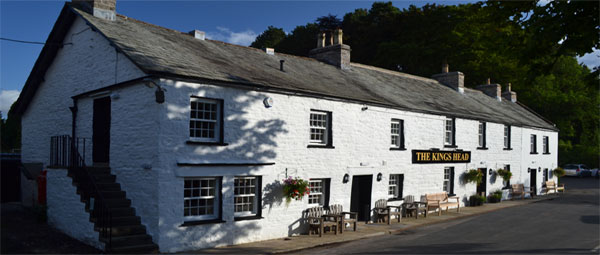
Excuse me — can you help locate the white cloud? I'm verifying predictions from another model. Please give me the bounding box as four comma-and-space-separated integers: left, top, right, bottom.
577, 48, 600, 69
206, 27, 257, 46
0, 90, 20, 118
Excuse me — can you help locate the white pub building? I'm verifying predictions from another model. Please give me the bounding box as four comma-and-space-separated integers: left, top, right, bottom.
13, 0, 558, 253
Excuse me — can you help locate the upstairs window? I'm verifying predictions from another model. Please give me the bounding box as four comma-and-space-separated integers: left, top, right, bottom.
309, 110, 333, 148
503, 125, 511, 149
388, 174, 404, 199
444, 117, 456, 147
478, 121, 487, 149
308, 179, 330, 206
190, 97, 223, 143
530, 134, 537, 154
543, 136, 549, 154
390, 119, 405, 150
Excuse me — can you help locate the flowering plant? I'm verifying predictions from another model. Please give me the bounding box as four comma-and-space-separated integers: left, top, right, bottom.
282, 176, 310, 202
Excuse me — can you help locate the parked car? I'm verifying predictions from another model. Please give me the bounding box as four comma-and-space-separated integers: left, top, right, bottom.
563, 164, 589, 177
590, 168, 599, 178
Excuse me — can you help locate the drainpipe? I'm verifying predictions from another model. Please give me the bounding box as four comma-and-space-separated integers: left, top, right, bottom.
69, 98, 78, 167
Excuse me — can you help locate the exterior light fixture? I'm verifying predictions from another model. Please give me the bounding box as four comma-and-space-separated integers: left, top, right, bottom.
343, 174, 349, 183
143, 77, 166, 104
489, 169, 493, 175
377, 173, 383, 182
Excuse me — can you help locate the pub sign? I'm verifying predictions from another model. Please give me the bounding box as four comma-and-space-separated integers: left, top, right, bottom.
412, 149, 471, 164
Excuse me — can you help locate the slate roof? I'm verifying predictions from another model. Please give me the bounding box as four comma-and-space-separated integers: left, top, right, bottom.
13, 4, 557, 131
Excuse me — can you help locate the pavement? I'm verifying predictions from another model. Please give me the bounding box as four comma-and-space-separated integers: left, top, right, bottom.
193, 194, 558, 254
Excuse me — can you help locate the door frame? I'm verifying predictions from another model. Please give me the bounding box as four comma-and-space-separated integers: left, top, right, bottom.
92, 96, 111, 164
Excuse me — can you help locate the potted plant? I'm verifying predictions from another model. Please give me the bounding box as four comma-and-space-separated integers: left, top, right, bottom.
469, 194, 486, 206
496, 168, 512, 183
464, 169, 483, 185
487, 189, 503, 203
282, 176, 310, 203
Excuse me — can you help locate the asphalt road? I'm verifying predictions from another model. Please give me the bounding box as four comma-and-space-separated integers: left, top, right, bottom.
297, 177, 600, 254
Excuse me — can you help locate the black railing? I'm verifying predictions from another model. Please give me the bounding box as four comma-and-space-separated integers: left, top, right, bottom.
49, 135, 112, 251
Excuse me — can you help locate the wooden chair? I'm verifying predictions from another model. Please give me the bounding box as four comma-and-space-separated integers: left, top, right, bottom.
306, 206, 338, 237
544, 180, 565, 195
424, 192, 460, 216
402, 195, 427, 219
328, 204, 358, 232
373, 199, 401, 224
510, 184, 534, 200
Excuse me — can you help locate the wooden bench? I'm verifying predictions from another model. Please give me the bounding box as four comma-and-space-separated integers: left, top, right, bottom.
306, 206, 338, 237
327, 204, 358, 232
425, 192, 460, 216
544, 180, 565, 195
510, 184, 534, 200
373, 199, 401, 224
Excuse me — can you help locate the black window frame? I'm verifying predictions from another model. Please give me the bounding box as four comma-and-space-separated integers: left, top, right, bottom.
503, 125, 512, 150
186, 96, 227, 146
530, 134, 538, 154
477, 121, 488, 150
543, 136, 550, 154
443, 167, 455, 196
308, 178, 331, 207
307, 109, 334, 149
444, 117, 457, 148
390, 118, 406, 151
388, 174, 404, 201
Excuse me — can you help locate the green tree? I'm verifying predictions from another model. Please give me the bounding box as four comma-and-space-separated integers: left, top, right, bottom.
1, 102, 21, 153
249, 26, 286, 49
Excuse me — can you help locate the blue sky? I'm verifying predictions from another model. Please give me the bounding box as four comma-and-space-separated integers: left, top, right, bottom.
0, 1, 598, 116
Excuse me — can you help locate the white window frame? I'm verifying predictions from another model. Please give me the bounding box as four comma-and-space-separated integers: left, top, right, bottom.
189, 97, 221, 142
309, 111, 329, 145
388, 174, 401, 198
444, 118, 454, 146
503, 125, 510, 149
478, 122, 485, 147
308, 179, 326, 206
390, 119, 404, 149
184, 177, 220, 221
234, 176, 259, 217
443, 167, 452, 193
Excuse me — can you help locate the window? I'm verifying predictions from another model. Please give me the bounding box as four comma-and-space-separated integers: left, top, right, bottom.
309, 110, 333, 147
503, 125, 511, 149
478, 121, 487, 149
388, 174, 404, 199
543, 136, 549, 154
530, 134, 537, 154
308, 179, 330, 206
234, 176, 261, 218
444, 117, 456, 147
184, 177, 221, 221
390, 119, 405, 150
543, 168, 549, 182
443, 167, 455, 195
189, 97, 223, 143
503, 165, 511, 189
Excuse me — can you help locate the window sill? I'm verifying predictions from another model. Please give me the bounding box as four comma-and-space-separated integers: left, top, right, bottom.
307, 144, 335, 149
234, 215, 264, 222
543, 152, 551, 155
448, 193, 456, 197
180, 219, 226, 227
186, 140, 229, 146
387, 198, 404, 202
503, 148, 513, 151
443, 145, 458, 148
530, 152, 538, 155
476, 147, 489, 150
389, 147, 407, 151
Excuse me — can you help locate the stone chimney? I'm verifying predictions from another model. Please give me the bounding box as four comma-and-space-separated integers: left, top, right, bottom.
309, 29, 351, 69
502, 83, 517, 102
475, 78, 502, 101
432, 62, 465, 94
72, 0, 116, 21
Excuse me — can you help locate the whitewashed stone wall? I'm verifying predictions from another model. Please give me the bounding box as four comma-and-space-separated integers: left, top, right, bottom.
154, 79, 558, 252
47, 168, 104, 250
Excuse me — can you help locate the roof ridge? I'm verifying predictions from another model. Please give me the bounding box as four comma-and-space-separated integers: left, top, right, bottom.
349, 63, 439, 84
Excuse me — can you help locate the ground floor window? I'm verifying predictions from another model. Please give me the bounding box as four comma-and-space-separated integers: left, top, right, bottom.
184, 177, 221, 221
234, 176, 261, 218
388, 174, 404, 199
308, 179, 330, 206
443, 167, 455, 195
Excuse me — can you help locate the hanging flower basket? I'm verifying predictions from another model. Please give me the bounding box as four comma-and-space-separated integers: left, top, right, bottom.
496, 168, 512, 182
282, 176, 310, 202
464, 169, 483, 184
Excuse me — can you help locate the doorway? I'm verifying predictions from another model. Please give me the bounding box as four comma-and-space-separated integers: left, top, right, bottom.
350, 175, 372, 222
476, 168, 487, 197
529, 168, 537, 195
92, 97, 111, 164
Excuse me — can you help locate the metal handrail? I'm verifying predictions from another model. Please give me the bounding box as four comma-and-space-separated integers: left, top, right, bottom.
50, 135, 112, 251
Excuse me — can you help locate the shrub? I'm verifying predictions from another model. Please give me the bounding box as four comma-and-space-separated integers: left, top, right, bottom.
469, 194, 486, 206
464, 169, 483, 184
488, 189, 503, 203
553, 167, 565, 178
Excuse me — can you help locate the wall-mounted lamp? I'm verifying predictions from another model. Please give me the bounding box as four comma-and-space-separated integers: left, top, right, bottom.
361, 106, 368, 111
527, 169, 530, 173
489, 169, 493, 175
110, 92, 120, 100
377, 173, 383, 182
143, 77, 166, 104
263, 97, 274, 108
538, 167, 541, 172
343, 174, 350, 184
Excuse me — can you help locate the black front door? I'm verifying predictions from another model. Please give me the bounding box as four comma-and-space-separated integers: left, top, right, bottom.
350, 175, 372, 222
92, 97, 111, 164
530, 168, 537, 195
476, 168, 487, 197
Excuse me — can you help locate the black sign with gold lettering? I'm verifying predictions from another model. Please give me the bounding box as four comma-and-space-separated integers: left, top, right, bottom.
412, 150, 471, 164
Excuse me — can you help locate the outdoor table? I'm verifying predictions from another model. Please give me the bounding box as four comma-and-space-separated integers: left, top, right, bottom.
322, 214, 343, 234
406, 201, 428, 219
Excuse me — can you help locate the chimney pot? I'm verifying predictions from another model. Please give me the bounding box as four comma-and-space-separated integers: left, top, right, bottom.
309, 30, 351, 69
502, 83, 517, 102
486, 78, 491, 85
432, 61, 464, 94
72, 0, 116, 21
333, 29, 343, 45
442, 62, 449, 73
317, 33, 326, 48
